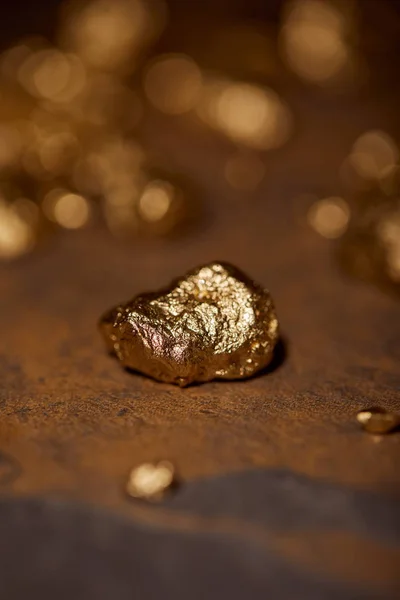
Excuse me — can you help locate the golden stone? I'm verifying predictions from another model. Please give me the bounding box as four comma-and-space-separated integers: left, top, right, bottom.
126, 461, 175, 501
99, 262, 279, 386
356, 407, 400, 434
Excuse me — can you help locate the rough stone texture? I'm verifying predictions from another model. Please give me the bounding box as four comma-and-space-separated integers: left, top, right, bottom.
100, 262, 278, 386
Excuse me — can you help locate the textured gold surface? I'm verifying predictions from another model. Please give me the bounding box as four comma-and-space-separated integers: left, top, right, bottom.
356, 407, 400, 434
126, 461, 175, 501
99, 262, 279, 386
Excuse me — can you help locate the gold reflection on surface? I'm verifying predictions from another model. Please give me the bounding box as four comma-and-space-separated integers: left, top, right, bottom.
281, 0, 351, 84
224, 152, 266, 191
144, 54, 203, 115
349, 130, 399, 181
43, 188, 90, 229
126, 461, 175, 500
0, 198, 36, 259
199, 80, 292, 149
308, 197, 350, 239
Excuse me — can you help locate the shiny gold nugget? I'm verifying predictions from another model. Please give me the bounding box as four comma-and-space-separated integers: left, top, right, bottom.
126, 461, 175, 501
356, 407, 400, 434
99, 262, 279, 386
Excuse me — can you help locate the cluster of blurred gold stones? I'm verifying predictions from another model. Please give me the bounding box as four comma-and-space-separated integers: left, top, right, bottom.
1, 0, 361, 260
0, 0, 398, 295
0, 0, 188, 260
307, 127, 400, 294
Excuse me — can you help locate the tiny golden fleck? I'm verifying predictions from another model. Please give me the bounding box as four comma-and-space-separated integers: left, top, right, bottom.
99, 262, 279, 386
126, 461, 175, 501
356, 407, 400, 435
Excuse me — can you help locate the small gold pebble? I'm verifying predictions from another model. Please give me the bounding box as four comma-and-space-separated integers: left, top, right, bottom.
356, 407, 400, 434
126, 461, 175, 501
99, 262, 279, 386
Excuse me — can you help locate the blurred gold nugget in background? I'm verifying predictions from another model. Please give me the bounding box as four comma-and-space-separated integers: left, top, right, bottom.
0, 0, 194, 248
0, 0, 398, 299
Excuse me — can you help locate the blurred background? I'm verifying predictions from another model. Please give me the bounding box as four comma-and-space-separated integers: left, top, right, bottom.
0, 0, 399, 297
